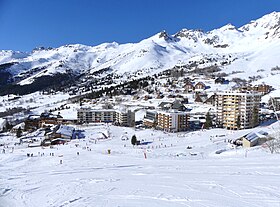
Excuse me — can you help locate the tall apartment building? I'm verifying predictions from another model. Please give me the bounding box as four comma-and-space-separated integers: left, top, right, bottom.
157, 111, 189, 132
216, 91, 261, 130
77, 108, 135, 127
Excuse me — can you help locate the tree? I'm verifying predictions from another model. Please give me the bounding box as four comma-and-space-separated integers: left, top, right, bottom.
266, 133, 280, 154
131, 135, 137, 146
5, 121, 12, 131
204, 112, 212, 129
252, 106, 259, 127
16, 127, 22, 138
236, 115, 241, 129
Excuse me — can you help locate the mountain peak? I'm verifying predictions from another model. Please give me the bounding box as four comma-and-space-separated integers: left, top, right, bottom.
158, 30, 172, 39
240, 11, 280, 33
158, 30, 178, 42
218, 23, 237, 31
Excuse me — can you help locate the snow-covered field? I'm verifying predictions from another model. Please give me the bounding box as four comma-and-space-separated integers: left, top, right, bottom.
1, 124, 280, 207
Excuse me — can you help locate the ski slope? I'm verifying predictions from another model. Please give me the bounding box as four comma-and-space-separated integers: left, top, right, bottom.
1, 124, 280, 207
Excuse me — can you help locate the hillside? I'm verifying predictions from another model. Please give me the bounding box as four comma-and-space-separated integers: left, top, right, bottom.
1, 12, 280, 95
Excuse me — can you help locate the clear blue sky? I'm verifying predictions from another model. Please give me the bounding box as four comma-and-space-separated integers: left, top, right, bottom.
0, 0, 279, 51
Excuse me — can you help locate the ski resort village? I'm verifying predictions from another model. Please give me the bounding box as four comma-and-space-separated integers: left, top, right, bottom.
1, 12, 280, 207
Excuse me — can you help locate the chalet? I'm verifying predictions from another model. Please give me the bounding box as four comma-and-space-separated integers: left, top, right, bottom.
24, 115, 41, 131
195, 93, 216, 105
242, 131, 268, 148
205, 94, 216, 105
184, 82, 194, 93
237, 85, 252, 92
194, 82, 206, 91
158, 100, 186, 111
39, 112, 63, 128
194, 93, 208, 103
253, 84, 272, 95
238, 84, 272, 95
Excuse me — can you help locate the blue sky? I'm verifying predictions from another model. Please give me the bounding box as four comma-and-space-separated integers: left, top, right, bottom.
0, 0, 279, 51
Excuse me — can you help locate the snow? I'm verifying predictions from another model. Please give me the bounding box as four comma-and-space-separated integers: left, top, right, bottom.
0, 118, 6, 131
1, 124, 280, 207
1, 12, 280, 91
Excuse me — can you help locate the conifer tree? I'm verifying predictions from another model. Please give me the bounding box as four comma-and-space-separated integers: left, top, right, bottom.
16, 127, 22, 138
131, 135, 137, 145
204, 112, 212, 129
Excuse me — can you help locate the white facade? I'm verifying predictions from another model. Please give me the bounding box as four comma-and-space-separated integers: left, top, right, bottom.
77, 108, 135, 127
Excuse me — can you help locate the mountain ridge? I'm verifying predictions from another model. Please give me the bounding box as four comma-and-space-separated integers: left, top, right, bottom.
1, 11, 280, 95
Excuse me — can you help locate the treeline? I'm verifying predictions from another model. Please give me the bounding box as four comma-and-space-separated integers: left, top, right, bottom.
72, 76, 155, 101
0, 73, 76, 96
0, 107, 27, 118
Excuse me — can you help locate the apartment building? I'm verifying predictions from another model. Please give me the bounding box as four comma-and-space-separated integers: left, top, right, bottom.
157, 111, 189, 132
115, 110, 135, 127
216, 91, 261, 130
143, 110, 158, 128
77, 108, 135, 127
268, 97, 280, 112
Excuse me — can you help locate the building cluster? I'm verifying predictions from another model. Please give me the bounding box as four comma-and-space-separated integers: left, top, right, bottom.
143, 90, 263, 132
24, 112, 77, 132
77, 108, 135, 127
183, 81, 207, 93
237, 84, 272, 95
144, 100, 189, 132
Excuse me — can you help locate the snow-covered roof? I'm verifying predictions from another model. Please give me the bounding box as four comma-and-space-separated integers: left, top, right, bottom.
56, 125, 75, 137
0, 118, 7, 130
12, 122, 25, 130
27, 115, 41, 120
244, 130, 268, 142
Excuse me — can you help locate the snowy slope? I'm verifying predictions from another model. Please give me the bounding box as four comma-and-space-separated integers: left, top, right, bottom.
0, 12, 280, 88
1, 124, 280, 207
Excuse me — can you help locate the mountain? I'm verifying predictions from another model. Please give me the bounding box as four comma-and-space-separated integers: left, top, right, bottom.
1, 11, 280, 95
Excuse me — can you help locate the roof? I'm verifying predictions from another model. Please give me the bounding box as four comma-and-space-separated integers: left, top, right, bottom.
244, 130, 268, 142
56, 125, 75, 137
0, 118, 7, 130
172, 100, 185, 109
195, 82, 206, 86
158, 101, 172, 108
158, 100, 185, 111
40, 112, 63, 119
27, 115, 41, 120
